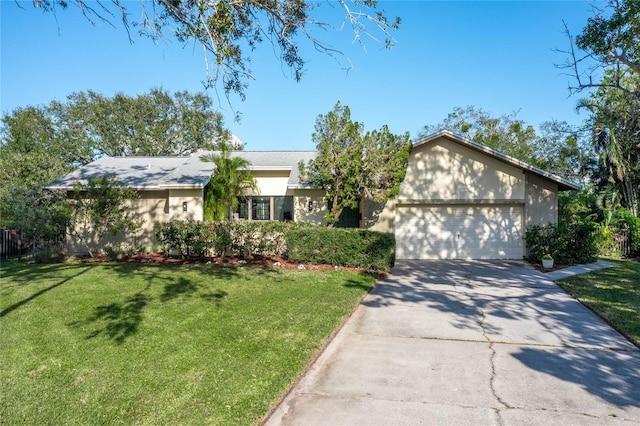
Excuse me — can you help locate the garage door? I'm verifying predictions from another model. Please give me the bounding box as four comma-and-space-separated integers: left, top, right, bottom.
395, 205, 523, 260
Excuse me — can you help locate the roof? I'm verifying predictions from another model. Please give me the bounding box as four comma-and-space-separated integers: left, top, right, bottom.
415, 130, 580, 191
46, 150, 317, 190
47, 132, 578, 192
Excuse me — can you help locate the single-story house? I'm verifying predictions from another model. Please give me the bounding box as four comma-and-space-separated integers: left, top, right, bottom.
47, 130, 578, 259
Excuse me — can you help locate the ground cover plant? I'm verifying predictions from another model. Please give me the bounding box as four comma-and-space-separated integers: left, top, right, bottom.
0, 261, 376, 424
556, 260, 640, 346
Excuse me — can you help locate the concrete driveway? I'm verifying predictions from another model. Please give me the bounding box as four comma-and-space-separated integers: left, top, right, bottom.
264, 260, 640, 425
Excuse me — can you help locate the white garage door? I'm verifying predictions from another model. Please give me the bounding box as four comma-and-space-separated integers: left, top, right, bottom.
395, 205, 523, 260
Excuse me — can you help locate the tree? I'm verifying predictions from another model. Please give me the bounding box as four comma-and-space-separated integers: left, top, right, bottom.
200, 143, 257, 221
52, 88, 230, 158
577, 75, 640, 216
532, 120, 596, 184
67, 176, 142, 258
419, 106, 540, 165
299, 101, 411, 227
28, 0, 401, 100
561, 0, 640, 215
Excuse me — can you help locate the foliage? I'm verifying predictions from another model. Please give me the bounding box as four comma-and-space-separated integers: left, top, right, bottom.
577, 74, 640, 216
557, 260, 640, 346
153, 220, 394, 270
299, 101, 411, 226
67, 177, 142, 258
419, 106, 540, 165
0, 185, 68, 247
29, 1, 401, 100
562, 0, 640, 216
200, 143, 257, 221
618, 208, 640, 255
524, 223, 598, 265
532, 120, 596, 184
0, 261, 375, 424
0, 89, 228, 168
154, 220, 311, 259
0, 106, 77, 227
286, 227, 395, 271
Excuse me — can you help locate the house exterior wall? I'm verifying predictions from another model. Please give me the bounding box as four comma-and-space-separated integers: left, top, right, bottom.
66, 190, 171, 254
397, 137, 526, 202
250, 170, 290, 196
365, 136, 540, 237
365, 199, 396, 234
288, 189, 327, 225
525, 173, 558, 226
168, 189, 203, 221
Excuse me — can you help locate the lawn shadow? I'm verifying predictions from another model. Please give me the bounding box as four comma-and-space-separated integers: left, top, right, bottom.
200, 289, 228, 306
70, 284, 151, 345
1, 265, 92, 318
161, 277, 200, 302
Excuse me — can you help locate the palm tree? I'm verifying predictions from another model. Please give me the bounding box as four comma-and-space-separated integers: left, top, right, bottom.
201, 143, 258, 221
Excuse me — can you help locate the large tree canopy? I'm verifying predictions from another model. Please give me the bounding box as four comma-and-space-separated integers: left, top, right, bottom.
299, 101, 411, 227
0, 88, 228, 169
29, 0, 401, 99
562, 0, 640, 216
0, 88, 229, 231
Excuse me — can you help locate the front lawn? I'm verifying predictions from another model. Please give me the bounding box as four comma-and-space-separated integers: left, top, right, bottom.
0, 261, 376, 424
556, 260, 640, 347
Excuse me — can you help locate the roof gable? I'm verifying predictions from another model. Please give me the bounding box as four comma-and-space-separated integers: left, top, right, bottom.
415, 130, 579, 191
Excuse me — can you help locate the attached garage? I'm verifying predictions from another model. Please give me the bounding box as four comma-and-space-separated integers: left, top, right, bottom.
366, 130, 579, 260
395, 204, 523, 260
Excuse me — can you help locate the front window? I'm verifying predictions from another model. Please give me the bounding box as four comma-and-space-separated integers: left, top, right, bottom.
235, 196, 293, 221
252, 197, 270, 221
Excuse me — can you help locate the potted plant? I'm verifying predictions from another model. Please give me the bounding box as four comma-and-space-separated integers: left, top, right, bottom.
542, 254, 554, 269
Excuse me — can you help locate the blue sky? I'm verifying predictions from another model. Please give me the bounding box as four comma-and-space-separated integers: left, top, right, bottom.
1, 1, 601, 151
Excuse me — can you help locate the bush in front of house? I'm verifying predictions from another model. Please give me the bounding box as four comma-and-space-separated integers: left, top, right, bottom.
524, 223, 598, 265
153, 221, 312, 259
285, 227, 395, 271
153, 221, 395, 271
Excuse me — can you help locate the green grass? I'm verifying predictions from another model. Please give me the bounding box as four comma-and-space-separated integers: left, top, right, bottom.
0, 261, 376, 425
557, 260, 640, 347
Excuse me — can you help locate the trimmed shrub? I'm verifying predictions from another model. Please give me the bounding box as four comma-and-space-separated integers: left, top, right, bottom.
154, 221, 311, 258
154, 221, 395, 270
524, 223, 598, 265
286, 227, 395, 271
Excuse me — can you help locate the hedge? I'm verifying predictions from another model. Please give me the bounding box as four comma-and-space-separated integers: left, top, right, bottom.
154, 221, 395, 271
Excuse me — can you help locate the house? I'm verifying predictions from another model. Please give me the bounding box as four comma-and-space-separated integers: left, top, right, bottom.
47, 130, 578, 259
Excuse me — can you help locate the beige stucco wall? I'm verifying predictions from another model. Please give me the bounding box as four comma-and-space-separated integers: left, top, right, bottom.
168, 188, 203, 222
288, 189, 327, 226
250, 170, 289, 196
365, 198, 396, 233
397, 137, 526, 202
66, 190, 171, 254
525, 173, 558, 227
67, 188, 206, 255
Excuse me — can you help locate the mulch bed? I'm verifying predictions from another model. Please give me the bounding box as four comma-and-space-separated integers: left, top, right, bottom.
64, 253, 381, 275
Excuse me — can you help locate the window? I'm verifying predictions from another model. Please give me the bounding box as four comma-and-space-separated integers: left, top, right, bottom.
235, 196, 293, 221
237, 197, 249, 220
252, 197, 270, 221
274, 196, 293, 221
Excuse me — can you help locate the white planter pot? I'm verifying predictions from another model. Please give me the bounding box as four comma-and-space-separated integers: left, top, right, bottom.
542, 259, 554, 269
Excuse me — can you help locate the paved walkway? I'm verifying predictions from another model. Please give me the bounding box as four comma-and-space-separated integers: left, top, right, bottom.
264, 260, 640, 425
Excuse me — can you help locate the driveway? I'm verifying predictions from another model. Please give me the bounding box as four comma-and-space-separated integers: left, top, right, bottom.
264, 260, 640, 425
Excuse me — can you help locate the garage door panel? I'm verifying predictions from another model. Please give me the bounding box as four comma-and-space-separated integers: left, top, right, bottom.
395, 205, 523, 260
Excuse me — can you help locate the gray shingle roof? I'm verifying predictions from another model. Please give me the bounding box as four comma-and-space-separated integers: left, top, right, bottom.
47, 151, 317, 190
